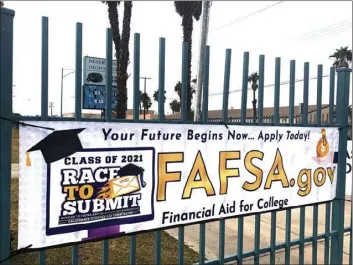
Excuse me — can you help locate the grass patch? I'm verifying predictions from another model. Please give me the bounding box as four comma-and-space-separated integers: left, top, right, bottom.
10, 176, 199, 264
12, 128, 19, 163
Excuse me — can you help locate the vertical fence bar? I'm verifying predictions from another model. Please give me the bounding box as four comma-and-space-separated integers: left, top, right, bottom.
129, 32, 141, 265
41, 17, 49, 120
270, 57, 281, 265
257, 55, 265, 124
154, 37, 165, 265
324, 201, 331, 265
199, 45, 210, 265
289, 60, 295, 125
74, 23, 82, 122
330, 67, 351, 265
39, 16, 49, 264
219, 48, 231, 265
221, 49, 231, 124
312, 64, 322, 265
178, 41, 188, 265
326, 66, 335, 263
238, 52, 249, 265
285, 60, 295, 265
72, 22, 82, 265
254, 54, 264, 265
328, 67, 335, 125
273, 57, 280, 125
105, 28, 112, 123
102, 27, 112, 265
0, 7, 15, 265
316, 66, 323, 174
133, 33, 140, 122
240, 52, 249, 123
302, 62, 309, 124
299, 62, 310, 265
348, 213, 353, 265
325, 66, 335, 264
157, 37, 165, 122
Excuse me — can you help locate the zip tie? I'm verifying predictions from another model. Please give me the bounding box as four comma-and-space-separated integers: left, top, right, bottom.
220, 120, 229, 130
0, 115, 55, 131
334, 197, 351, 203
338, 124, 350, 130
0, 244, 32, 264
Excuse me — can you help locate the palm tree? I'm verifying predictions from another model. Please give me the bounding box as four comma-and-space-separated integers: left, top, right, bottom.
153, 90, 166, 102
174, 1, 202, 119
248, 72, 259, 122
1, 1, 4, 7
139, 90, 143, 114
174, 78, 197, 101
103, 1, 133, 119
170, 100, 181, 114
174, 81, 182, 100
329, 46, 352, 69
140, 92, 152, 119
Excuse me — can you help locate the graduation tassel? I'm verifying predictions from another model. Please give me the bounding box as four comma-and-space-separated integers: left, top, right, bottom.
26, 152, 31, 167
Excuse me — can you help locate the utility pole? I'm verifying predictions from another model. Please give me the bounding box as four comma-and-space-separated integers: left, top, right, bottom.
140, 76, 152, 120
49, 102, 54, 116
60, 68, 75, 117
194, 0, 211, 122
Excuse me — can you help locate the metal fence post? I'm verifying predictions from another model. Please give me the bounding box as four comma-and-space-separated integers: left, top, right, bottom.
330, 67, 351, 264
0, 7, 15, 264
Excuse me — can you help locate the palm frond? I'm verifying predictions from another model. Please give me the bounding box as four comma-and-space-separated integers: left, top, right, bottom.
102, 1, 120, 5
193, 1, 202, 20
346, 50, 352, 62
174, 1, 202, 19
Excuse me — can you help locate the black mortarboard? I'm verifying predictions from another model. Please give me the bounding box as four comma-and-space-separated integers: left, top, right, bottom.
25, 128, 85, 166
118, 163, 146, 188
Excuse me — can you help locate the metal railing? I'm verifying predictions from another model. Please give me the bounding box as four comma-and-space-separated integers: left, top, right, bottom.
0, 7, 352, 265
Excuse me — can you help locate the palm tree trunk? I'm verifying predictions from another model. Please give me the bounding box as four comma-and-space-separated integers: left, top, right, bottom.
107, 2, 121, 118
115, 1, 132, 119
182, 15, 193, 120
252, 89, 257, 122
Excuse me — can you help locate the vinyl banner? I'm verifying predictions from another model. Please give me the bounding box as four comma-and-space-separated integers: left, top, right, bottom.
19, 122, 339, 249
345, 140, 352, 196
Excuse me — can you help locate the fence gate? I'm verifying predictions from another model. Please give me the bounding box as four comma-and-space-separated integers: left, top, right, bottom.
0, 7, 352, 265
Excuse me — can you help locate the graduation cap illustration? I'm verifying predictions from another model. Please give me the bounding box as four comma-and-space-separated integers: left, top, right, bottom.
25, 128, 85, 166
118, 163, 146, 188
96, 163, 146, 200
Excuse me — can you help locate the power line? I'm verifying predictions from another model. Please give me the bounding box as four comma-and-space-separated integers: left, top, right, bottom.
301, 19, 351, 37
165, 73, 335, 100
212, 1, 283, 31
323, 26, 352, 37
315, 24, 352, 38
210, 73, 334, 96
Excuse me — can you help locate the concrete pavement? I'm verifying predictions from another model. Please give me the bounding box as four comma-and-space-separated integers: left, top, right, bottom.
165, 202, 352, 264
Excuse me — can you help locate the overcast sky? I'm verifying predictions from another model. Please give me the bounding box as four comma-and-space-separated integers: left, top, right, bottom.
5, 1, 353, 116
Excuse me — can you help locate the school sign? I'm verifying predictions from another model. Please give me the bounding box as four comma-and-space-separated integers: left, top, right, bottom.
18, 122, 339, 249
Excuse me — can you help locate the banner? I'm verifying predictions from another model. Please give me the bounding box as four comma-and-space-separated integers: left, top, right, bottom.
19, 122, 339, 249
346, 140, 352, 196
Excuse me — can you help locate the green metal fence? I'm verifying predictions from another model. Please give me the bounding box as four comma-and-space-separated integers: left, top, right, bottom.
0, 8, 352, 265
